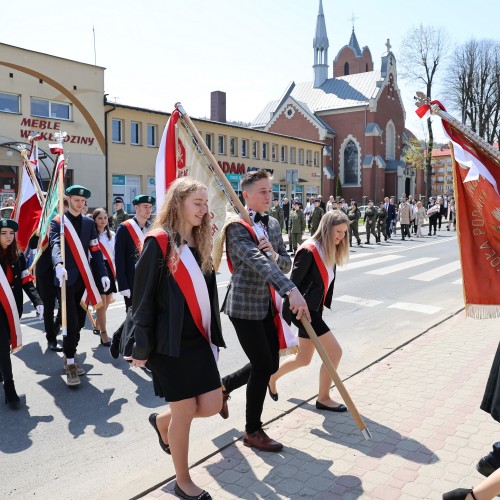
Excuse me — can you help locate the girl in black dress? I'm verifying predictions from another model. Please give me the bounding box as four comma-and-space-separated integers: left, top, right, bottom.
0, 219, 43, 408
269, 211, 350, 411
131, 178, 225, 500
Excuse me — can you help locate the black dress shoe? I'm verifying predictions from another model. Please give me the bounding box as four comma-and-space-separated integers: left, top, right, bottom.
267, 384, 278, 401
3, 380, 20, 409
174, 482, 211, 499
148, 413, 171, 454
48, 340, 63, 352
442, 487, 477, 500
315, 401, 348, 412
476, 455, 498, 477
109, 332, 121, 359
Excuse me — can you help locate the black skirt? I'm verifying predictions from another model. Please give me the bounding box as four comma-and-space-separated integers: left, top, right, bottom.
291, 308, 331, 339
96, 261, 117, 295
481, 341, 500, 423
148, 301, 221, 403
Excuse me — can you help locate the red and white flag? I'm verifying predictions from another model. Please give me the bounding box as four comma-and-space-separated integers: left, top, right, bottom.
13, 165, 43, 252
155, 109, 234, 257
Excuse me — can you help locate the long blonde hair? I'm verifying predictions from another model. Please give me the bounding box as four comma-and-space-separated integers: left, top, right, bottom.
151, 177, 212, 274
311, 211, 350, 267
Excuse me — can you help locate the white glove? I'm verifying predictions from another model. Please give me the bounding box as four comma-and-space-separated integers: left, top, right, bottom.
120, 289, 131, 298
101, 276, 111, 292
55, 265, 67, 287
36, 305, 44, 319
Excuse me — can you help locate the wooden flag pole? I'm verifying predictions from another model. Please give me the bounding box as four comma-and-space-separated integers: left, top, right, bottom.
57, 159, 67, 338
177, 102, 370, 439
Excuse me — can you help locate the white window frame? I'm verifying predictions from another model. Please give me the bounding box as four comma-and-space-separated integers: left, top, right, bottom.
218, 135, 226, 155
229, 137, 237, 156
147, 124, 157, 147
112, 119, 124, 143
0, 92, 20, 114
31, 97, 71, 121
130, 121, 141, 145
241, 139, 248, 157
290, 147, 296, 164
280, 145, 287, 163
205, 133, 214, 152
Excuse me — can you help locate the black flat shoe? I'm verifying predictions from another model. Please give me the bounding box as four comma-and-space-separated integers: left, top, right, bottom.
443, 487, 477, 500
148, 413, 171, 454
315, 401, 348, 412
4, 380, 20, 409
48, 340, 63, 352
267, 384, 278, 401
92, 328, 101, 336
100, 332, 111, 347
174, 482, 211, 499
476, 455, 498, 477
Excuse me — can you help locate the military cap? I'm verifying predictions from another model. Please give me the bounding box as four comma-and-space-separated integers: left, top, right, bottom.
114, 196, 124, 204
66, 185, 91, 198
314, 198, 321, 203
133, 194, 155, 205
0, 218, 19, 231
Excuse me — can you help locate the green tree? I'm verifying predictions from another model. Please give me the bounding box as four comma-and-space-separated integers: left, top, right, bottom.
335, 175, 343, 199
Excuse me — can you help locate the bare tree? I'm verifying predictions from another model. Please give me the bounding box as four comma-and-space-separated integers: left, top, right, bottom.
399, 24, 450, 201
447, 39, 500, 146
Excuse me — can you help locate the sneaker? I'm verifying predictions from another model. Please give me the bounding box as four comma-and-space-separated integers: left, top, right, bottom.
65, 364, 80, 386
63, 357, 86, 376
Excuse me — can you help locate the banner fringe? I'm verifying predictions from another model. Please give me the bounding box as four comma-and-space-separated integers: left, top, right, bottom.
465, 304, 500, 319
279, 345, 300, 357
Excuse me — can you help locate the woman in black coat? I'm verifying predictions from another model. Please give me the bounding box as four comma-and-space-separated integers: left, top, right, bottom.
0, 219, 43, 408
269, 211, 350, 412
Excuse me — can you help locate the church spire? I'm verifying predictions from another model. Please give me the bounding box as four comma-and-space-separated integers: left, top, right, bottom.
313, 0, 329, 88
348, 28, 361, 56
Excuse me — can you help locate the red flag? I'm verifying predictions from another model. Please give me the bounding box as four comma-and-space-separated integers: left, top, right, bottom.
13, 166, 42, 252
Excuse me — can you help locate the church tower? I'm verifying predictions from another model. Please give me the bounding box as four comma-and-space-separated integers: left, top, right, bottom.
313, 0, 329, 88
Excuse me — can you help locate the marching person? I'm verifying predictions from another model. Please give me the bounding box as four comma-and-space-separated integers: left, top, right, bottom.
110, 194, 154, 358
309, 198, 325, 235
288, 200, 306, 255
398, 196, 411, 241
111, 196, 128, 229
269, 197, 284, 232
219, 169, 310, 453
448, 198, 456, 230
376, 201, 388, 242
363, 200, 377, 244
50, 185, 110, 386
0, 219, 43, 408
427, 199, 440, 236
415, 201, 428, 237
130, 178, 225, 500
282, 197, 290, 233
268, 211, 349, 412
348, 202, 361, 247
92, 208, 117, 347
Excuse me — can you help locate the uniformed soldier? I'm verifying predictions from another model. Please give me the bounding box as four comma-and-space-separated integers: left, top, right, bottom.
110, 194, 155, 358
309, 198, 324, 235
111, 197, 128, 229
288, 201, 306, 254
348, 202, 361, 246
50, 185, 110, 386
269, 198, 284, 231
376, 201, 388, 242
363, 200, 378, 244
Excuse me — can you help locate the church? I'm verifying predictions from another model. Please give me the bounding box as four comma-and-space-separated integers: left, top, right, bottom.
251, 0, 424, 203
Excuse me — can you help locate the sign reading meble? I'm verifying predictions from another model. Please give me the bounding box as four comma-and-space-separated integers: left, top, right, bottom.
19, 118, 95, 146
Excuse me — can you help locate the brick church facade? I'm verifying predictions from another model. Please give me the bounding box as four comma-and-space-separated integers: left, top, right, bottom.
251, 0, 425, 202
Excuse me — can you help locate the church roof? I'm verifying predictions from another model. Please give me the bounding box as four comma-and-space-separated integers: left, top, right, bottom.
348, 29, 361, 56
313, 0, 329, 49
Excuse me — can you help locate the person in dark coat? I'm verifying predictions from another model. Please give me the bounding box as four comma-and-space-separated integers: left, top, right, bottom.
269, 211, 350, 412
282, 197, 290, 233
131, 178, 225, 500
0, 219, 43, 408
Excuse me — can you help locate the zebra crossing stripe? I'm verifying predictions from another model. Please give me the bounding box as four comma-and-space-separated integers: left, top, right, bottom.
409, 260, 462, 282
334, 295, 383, 307
388, 302, 441, 315
366, 257, 439, 276
340, 254, 403, 271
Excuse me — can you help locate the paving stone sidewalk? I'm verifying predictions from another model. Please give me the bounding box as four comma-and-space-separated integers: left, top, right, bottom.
141, 313, 499, 499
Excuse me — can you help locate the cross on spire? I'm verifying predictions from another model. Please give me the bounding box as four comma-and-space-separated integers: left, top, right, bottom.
386, 38, 392, 52
348, 13, 359, 30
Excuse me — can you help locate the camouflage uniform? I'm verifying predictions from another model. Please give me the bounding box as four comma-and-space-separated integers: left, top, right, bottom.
269, 204, 284, 230
309, 206, 324, 235
363, 205, 378, 244
348, 208, 361, 246
288, 208, 306, 252
376, 205, 388, 242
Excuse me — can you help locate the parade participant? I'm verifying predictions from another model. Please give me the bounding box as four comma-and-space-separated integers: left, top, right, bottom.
282, 197, 290, 233
376, 201, 388, 242
288, 201, 306, 255
111, 196, 128, 229
269, 211, 349, 411
427, 199, 440, 236
310, 198, 324, 235
50, 185, 110, 386
398, 196, 411, 241
415, 201, 428, 237
218, 169, 309, 453
0, 219, 44, 408
269, 198, 284, 232
363, 200, 377, 244
110, 194, 154, 358
130, 177, 224, 500
92, 208, 117, 347
347, 202, 361, 246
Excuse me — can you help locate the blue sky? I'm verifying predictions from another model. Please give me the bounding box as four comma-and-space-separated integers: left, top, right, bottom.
2, 0, 499, 142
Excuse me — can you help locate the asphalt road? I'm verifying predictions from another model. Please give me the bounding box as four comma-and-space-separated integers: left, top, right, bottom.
1, 228, 463, 499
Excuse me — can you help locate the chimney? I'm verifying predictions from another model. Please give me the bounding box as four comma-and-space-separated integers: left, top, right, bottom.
210, 90, 226, 123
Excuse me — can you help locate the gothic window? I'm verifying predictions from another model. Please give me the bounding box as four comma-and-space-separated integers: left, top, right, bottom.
386, 121, 396, 160
344, 62, 349, 75
343, 140, 359, 184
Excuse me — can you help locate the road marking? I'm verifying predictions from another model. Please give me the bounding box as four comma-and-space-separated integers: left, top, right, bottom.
366, 257, 439, 275
388, 302, 441, 315
334, 295, 383, 307
409, 260, 462, 282
217, 280, 230, 288
453, 278, 463, 285
339, 254, 403, 271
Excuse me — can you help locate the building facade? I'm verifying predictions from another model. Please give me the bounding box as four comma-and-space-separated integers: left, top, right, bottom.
430, 145, 454, 197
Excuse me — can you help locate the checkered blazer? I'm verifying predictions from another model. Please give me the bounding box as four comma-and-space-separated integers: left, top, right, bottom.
221, 217, 294, 320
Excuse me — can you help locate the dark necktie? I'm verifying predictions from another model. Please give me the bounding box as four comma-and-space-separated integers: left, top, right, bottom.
254, 212, 269, 225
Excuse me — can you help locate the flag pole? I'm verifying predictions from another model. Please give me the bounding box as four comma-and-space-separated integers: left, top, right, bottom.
176, 103, 370, 439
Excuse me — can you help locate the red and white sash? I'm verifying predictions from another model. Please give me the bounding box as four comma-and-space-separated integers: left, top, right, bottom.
98, 241, 116, 279
146, 230, 217, 361
56, 216, 103, 310
297, 239, 335, 305
122, 219, 145, 252
226, 219, 298, 356
0, 265, 22, 352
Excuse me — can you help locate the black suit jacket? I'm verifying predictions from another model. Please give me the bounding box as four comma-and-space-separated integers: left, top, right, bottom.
387, 204, 396, 221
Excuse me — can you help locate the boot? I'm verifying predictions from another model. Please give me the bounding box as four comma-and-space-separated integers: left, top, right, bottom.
4, 380, 20, 409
